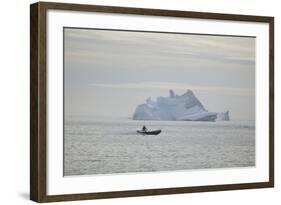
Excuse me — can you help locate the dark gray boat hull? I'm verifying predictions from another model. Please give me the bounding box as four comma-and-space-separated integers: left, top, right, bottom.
137, 130, 161, 135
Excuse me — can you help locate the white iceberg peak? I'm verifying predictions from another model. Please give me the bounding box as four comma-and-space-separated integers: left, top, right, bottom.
133, 90, 229, 122
169, 89, 175, 98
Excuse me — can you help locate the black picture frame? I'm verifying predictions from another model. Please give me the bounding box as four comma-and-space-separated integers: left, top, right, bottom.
30, 1, 274, 202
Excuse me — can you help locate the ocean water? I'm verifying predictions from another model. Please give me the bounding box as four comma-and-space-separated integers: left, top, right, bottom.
64, 117, 255, 176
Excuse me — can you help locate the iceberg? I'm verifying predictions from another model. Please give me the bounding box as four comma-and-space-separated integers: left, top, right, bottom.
216, 111, 230, 121
132, 89, 229, 122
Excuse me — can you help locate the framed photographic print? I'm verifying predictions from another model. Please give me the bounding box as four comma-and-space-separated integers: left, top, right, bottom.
30, 1, 274, 202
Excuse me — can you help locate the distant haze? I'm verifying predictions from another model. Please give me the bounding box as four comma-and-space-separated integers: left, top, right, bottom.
64, 28, 255, 121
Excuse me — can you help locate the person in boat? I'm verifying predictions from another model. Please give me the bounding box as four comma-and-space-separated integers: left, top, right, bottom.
142, 125, 147, 132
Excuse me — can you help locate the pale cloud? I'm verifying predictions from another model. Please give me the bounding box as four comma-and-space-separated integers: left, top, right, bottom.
64, 28, 255, 120
89, 82, 254, 96
64, 28, 255, 67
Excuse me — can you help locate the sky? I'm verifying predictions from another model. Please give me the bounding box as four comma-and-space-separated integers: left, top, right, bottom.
64, 28, 255, 121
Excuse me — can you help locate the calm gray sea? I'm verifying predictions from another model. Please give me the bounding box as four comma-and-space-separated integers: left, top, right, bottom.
64, 117, 255, 176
